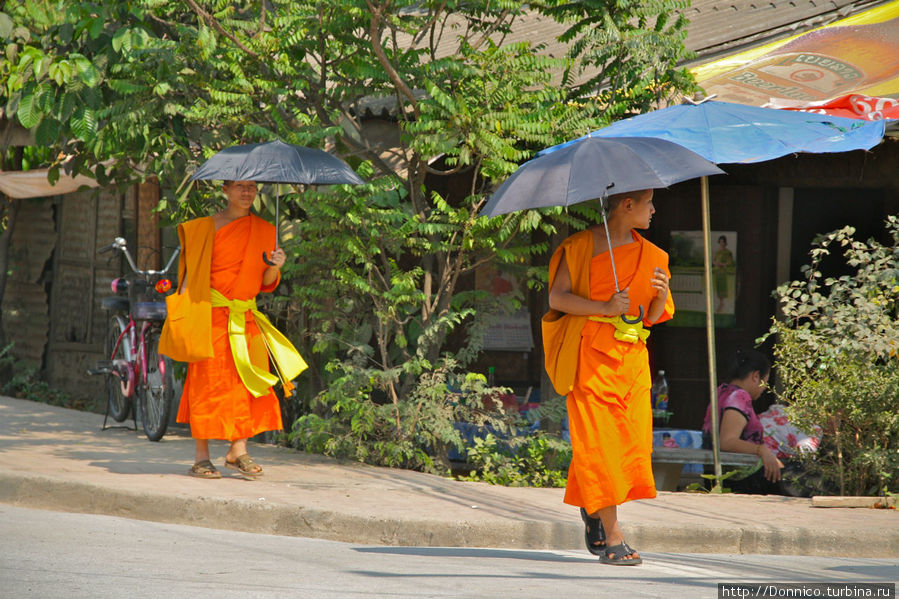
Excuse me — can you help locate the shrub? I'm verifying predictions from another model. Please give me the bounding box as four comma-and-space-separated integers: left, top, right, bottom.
461, 431, 571, 488
288, 356, 521, 475
0, 343, 80, 409
762, 216, 899, 496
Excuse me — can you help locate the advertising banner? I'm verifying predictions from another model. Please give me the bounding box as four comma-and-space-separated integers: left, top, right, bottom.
692, 1, 899, 106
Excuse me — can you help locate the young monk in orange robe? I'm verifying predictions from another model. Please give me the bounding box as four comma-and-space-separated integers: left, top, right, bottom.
175, 180, 290, 479
548, 189, 674, 565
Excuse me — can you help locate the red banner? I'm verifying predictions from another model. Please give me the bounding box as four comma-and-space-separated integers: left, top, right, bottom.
768, 94, 899, 121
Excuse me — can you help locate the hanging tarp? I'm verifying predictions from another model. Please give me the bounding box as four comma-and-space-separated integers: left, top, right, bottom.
0, 167, 100, 199
692, 0, 899, 107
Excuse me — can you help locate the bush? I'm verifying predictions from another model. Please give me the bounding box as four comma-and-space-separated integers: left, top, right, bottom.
288, 356, 521, 475
0, 343, 80, 409
762, 216, 899, 496
461, 431, 571, 488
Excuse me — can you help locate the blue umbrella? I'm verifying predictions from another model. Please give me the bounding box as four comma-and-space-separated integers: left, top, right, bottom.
538, 100, 886, 479
539, 99, 886, 163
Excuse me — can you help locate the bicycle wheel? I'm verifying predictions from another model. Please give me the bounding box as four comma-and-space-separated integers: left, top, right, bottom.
140, 327, 173, 442
105, 315, 133, 422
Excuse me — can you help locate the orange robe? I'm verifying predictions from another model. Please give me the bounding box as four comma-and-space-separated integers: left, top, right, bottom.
176, 215, 283, 440
556, 229, 675, 513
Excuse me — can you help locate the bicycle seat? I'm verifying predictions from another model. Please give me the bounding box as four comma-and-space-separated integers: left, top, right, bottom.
102, 296, 130, 313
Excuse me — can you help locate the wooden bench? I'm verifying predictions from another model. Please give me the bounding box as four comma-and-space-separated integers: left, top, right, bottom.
651, 447, 760, 491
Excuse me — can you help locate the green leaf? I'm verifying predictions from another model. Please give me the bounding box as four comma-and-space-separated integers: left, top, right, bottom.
0, 12, 13, 38
89, 16, 104, 40
70, 106, 97, 141
111, 28, 129, 53
35, 117, 60, 146
72, 55, 100, 87
17, 90, 40, 128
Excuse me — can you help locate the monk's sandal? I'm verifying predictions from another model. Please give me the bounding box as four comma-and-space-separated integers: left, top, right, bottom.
580, 508, 607, 556
189, 460, 222, 479
224, 454, 263, 477
599, 542, 642, 566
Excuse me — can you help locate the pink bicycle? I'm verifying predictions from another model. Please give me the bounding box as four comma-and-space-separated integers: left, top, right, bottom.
90, 237, 179, 441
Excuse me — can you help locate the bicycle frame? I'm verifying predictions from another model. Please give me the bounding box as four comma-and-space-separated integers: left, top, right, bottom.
108, 314, 156, 398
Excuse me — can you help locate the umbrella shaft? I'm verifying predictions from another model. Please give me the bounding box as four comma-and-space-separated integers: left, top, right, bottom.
599, 201, 621, 293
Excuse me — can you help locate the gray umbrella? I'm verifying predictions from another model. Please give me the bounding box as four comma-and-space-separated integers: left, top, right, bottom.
481, 136, 723, 217
481, 136, 724, 323
190, 139, 364, 263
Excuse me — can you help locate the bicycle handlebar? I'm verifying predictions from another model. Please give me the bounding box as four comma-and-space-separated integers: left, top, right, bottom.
101, 236, 180, 277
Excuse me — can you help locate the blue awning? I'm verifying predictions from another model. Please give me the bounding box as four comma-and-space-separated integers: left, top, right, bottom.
539, 100, 886, 165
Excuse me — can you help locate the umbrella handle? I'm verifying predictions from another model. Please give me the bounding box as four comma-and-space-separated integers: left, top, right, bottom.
621, 305, 644, 325
263, 189, 279, 266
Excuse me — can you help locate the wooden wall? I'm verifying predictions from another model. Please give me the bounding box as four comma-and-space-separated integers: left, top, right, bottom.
1, 181, 168, 408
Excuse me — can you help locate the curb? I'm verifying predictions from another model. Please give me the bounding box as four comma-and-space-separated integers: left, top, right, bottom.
2, 472, 896, 557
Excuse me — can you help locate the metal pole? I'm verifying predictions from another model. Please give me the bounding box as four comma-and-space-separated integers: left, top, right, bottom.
274, 187, 280, 249
598, 194, 621, 293
701, 176, 722, 481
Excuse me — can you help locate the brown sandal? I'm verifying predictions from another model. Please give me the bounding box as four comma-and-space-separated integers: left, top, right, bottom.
189, 460, 222, 479
224, 453, 263, 477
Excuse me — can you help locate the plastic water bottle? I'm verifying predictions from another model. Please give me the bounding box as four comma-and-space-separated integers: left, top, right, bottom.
651, 370, 669, 411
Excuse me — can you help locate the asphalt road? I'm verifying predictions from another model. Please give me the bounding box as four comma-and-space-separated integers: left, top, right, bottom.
2, 505, 896, 599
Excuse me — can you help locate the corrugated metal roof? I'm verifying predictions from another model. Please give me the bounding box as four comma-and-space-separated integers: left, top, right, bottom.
684, 0, 888, 60
355, 1, 889, 118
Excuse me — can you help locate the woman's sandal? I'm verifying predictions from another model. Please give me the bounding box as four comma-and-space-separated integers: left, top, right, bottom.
579, 508, 607, 556
224, 453, 263, 477
189, 460, 222, 479
600, 542, 643, 566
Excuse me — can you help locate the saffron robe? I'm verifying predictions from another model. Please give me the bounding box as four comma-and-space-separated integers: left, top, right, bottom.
176, 215, 283, 440
552, 228, 675, 513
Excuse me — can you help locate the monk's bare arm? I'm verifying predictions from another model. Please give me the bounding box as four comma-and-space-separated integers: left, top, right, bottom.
262, 248, 286, 286
646, 267, 669, 322
548, 254, 629, 316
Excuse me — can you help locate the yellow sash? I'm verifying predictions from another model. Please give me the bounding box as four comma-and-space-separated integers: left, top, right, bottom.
588, 315, 650, 344
211, 288, 308, 397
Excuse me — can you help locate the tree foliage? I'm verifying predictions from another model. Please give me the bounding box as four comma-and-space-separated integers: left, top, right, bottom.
762, 216, 899, 496
2, 0, 698, 476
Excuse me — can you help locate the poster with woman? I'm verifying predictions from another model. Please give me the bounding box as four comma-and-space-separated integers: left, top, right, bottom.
668, 231, 737, 328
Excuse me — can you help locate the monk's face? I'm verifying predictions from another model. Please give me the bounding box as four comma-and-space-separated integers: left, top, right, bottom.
223, 180, 258, 213
627, 189, 655, 229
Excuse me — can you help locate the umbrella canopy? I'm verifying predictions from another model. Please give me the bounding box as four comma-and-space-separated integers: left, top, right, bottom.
190, 139, 363, 185
481, 137, 724, 217
540, 100, 886, 164
189, 139, 364, 265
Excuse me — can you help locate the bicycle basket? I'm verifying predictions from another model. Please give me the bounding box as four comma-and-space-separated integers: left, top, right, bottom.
133, 301, 167, 320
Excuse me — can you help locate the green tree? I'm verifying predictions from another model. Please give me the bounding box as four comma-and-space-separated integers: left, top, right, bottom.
2, 0, 697, 474
541, 0, 697, 114
762, 216, 899, 496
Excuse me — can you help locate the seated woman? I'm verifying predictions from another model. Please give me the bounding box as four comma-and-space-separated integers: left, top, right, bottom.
702, 349, 787, 495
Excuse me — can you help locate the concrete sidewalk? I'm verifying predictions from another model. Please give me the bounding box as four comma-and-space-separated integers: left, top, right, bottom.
0, 396, 895, 557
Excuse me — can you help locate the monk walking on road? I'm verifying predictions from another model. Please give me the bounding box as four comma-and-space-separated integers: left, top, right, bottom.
546, 188, 674, 565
